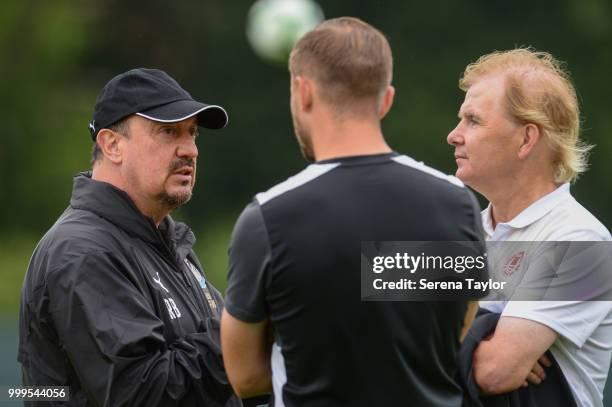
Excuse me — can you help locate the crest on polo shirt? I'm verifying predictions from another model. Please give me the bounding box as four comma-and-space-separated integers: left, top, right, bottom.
503, 251, 525, 277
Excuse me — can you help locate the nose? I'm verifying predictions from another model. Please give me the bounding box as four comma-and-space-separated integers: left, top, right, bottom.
177, 134, 198, 160
447, 124, 464, 147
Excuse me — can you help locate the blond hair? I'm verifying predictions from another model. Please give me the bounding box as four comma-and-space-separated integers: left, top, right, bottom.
460, 48, 592, 183
289, 17, 393, 115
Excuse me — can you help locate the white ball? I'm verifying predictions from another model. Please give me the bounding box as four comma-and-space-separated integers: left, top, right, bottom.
246, 0, 325, 65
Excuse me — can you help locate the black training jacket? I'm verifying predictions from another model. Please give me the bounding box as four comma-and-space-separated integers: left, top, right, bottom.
458, 309, 577, 407
18, 172, 241, 407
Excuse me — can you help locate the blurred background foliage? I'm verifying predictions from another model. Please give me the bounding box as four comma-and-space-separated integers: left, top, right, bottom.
0, 0, 612, 302
3, 0, 611, 297
0, 0, 612, 300
0, 0, 611, 397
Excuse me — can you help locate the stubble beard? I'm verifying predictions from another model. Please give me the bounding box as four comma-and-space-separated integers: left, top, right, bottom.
160, 158, 196, 209
293, 116, 315, 162
160, 188, 192, 208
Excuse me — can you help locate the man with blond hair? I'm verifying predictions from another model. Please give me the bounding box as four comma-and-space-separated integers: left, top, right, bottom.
448, 48, 612, 406
221, 17, 487, 407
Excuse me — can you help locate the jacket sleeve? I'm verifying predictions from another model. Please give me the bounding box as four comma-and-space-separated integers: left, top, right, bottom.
457, 309, 578, 407
46, 250, 238, 407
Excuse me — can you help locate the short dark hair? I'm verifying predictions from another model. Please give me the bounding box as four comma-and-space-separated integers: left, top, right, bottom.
289, 17, 393, 114
90, 118, 131, 166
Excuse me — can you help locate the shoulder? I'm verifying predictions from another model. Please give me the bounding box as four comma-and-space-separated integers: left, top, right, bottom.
391, 155, 483, 217
389, 154, 480, 209
389, 154, 465, 189
255, 162, 340, 206
543, 195, 611, 241
255, 154, 469, 207
231, 201, 267, 242
32, 208, 131, 276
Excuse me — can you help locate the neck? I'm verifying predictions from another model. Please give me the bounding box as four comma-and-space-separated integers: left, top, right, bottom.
92, 164, 169, 227
125, 192, 170, 227
484, 173, 559, 227
311, 113, 391, 162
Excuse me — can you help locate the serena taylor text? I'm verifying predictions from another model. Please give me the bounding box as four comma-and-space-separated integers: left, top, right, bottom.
373, 278, 506, 291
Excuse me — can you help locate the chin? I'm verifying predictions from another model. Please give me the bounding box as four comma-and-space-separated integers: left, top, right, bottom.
455, 171, 473, 187
457, 174, 484, 194
162, 188, 193, 207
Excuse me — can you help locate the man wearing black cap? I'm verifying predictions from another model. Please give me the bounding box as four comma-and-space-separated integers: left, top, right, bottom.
18, 68, 242, 406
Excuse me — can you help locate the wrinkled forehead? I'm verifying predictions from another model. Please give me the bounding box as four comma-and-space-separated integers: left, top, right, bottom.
462, 74, 508, 114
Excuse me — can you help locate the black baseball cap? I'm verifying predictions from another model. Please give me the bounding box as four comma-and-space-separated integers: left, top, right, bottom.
88, 68, 228, 141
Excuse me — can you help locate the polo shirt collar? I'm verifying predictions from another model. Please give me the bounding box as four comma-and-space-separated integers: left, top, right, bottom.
482, 183, 571, 238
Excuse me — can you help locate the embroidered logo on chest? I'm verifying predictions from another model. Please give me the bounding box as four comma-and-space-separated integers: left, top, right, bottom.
503, 251, 524, 277
152, 272, 169, 293
184, 258, 218, 311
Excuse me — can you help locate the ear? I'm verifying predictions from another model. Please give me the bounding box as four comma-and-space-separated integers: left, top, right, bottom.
96, 129, 124, 164
295, 75, 313, 112
378, 86, 395, 119
517, 123, 540, 159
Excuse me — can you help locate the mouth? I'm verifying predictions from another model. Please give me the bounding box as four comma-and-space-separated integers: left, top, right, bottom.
454, 154, 468, 160
173, 167, 194, 177
171, 167, 195, 184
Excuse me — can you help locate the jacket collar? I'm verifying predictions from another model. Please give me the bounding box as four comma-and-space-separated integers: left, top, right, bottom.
69, 172, 195, 252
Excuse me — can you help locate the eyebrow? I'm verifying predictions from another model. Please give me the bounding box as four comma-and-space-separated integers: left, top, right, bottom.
457, 103, 467, 118
458, 107, 480, 119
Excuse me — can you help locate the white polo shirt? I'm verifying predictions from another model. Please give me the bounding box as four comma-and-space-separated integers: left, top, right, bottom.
480, 183, 612, 407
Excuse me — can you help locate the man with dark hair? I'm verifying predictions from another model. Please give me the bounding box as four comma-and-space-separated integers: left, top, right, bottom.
19, 68, 242, 406
221, 17, 487, 406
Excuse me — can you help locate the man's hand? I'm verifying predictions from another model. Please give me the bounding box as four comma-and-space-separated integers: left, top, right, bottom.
473, 316, 556, 395
525, 354, 552, 385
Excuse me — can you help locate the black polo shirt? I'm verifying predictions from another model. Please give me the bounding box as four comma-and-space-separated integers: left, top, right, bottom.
226, 152, 486, 407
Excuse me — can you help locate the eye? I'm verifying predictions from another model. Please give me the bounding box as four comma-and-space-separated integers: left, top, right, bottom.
160, 126, 177, 135
189, 127, 199, 138
465, 114, 479, 126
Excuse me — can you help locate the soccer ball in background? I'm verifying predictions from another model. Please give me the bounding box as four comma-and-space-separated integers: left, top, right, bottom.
246, 0, 325, 65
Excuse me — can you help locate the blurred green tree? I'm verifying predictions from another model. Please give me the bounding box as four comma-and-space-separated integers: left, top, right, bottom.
1, 0, 610, 245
